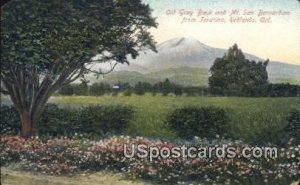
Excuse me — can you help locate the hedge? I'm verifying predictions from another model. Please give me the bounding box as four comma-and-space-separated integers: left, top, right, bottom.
0, 104, 134, 137
0, 105, 20, 135
168, 106, 229, 139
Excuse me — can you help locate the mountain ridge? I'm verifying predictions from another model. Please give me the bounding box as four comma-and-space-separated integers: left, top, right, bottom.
89, 37, 300, 86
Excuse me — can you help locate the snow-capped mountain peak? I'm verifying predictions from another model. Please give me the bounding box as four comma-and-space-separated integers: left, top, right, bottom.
111, 37, 300, 82
158, 37, 207, 49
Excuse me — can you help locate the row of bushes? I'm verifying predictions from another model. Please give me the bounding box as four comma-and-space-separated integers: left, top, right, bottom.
1, 105, 230, 139
1, 105, 299, 144
58, 79, 210, 97
247, 83, 300, 97
169, 107, 299, 145
58, 79, 300, 97
0, 104, 134, 137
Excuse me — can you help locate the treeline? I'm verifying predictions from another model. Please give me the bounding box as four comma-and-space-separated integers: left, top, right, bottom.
58, 78, 209, 96
57, 78, 299, 97
208, 44, 300, 97
249, 83, 300, 97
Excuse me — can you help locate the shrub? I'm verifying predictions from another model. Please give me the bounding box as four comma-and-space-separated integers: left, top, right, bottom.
168, 106, 229, 139
39, 104, 81, 136
123, 89, 132, 96
112, 92, 119, 96
0, 105, 20, 135
284, 109, 300, 143
1, 104, 134, 137
174, 85, 183, 96
78, 105, 134, 135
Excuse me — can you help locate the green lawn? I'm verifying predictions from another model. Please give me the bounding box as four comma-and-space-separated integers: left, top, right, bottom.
50, 95, 300, 144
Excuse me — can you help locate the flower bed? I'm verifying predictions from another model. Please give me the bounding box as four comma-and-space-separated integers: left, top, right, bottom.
1, 135, 299, 184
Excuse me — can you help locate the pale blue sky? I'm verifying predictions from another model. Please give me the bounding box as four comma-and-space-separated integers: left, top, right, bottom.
143, 0, 300, 64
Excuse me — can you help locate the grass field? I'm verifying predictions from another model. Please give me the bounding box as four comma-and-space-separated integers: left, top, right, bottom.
50, 95, 300, 144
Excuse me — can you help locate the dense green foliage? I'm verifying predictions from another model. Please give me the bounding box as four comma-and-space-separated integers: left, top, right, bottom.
123, 89, 133, 96
90, 82, 112, 96
1, 0, 156, 73
0, 105, 20, 135
1, 104, 134, 137
168, 107, 229, 139
134, 81, 152, 95
39, 104, 81, 136
209, 44, 269, 96
58, 78, 299, 97
78, 105, 134, 135
265, 83, 299, 97
58, 78, 210, 96
1, 0, 156, 137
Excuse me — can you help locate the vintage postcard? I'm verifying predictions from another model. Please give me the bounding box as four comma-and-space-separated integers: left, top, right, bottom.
1, 0, 299, 184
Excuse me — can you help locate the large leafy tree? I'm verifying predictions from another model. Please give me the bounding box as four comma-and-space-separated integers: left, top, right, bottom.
1, 0, 157, 137
209, 44, 269, 96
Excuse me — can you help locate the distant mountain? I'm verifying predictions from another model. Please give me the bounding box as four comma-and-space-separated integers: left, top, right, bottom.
89, 37, 300, 85
266, 61, 300, 83
116, 37, 262, 72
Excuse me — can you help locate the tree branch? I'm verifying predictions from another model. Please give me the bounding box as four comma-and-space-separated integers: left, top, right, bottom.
85, 61, 118, 75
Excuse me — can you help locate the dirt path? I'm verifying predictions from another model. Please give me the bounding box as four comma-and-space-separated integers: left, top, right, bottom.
1, 168, 151, 185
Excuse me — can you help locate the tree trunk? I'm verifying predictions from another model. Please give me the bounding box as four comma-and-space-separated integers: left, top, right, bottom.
19, 111, 37, 138
2, 62, 83, 139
